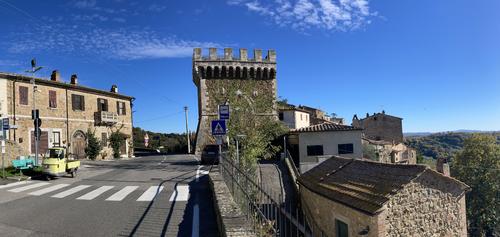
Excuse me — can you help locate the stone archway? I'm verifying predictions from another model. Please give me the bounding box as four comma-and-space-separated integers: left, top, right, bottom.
72, 130, 87, 159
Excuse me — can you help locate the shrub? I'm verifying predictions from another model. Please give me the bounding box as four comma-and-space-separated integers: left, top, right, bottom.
85, 129, 102, 160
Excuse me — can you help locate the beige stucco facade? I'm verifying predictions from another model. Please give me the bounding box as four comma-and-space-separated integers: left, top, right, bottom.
296, 130, 362, 173
1, 72, 134, 164
280, 109, 310, 129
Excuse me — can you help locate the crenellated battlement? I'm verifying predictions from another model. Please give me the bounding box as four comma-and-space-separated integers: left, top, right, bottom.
193, 48, 276, 63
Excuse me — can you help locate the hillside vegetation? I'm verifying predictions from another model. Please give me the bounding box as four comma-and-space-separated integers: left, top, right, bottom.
405, 132, 500, 159
132, 127, 194, 154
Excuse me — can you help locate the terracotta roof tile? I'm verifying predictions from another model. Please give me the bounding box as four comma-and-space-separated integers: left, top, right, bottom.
297, 156, 469, 215
291, 123, 361, 133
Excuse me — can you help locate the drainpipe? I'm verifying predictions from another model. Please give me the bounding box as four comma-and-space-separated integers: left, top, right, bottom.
65, 88, 70, 156
12, 79, 16, 141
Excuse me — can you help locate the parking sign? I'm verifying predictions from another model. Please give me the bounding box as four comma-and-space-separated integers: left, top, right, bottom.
219, 105, 229, 120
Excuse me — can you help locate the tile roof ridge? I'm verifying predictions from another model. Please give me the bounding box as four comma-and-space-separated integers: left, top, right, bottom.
320, 157, 355, 181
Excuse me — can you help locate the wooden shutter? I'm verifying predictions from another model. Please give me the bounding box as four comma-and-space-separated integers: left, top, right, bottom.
116, 101, 120, 115
81, 95, 85, 111
72, 94, 77, 110
122, 102, 126, 115
49, 90, 57, 108
19, 86, 28, 105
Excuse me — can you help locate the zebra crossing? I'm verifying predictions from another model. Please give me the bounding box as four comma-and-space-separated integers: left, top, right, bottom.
0, 181, 191, 203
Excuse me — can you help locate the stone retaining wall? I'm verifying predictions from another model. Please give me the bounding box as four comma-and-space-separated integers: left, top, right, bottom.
208, 166, 256, 237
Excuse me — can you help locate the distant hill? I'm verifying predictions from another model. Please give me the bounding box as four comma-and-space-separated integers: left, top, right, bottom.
405, 131, 500, 159
133, 127, 194, 154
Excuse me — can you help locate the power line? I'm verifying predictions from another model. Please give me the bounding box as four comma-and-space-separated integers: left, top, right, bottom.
135, 111, 183, 124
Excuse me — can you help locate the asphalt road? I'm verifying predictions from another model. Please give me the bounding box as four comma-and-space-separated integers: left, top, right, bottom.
0, 155, 219, 237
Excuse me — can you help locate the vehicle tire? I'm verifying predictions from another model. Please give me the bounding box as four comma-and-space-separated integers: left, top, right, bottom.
44, 175, 50, 181
72, 169, 78, 178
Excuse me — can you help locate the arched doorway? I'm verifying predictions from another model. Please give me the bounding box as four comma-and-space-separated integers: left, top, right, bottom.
72, 130, 87, 159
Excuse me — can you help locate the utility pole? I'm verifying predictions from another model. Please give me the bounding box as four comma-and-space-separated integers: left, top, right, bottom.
184, 106, 191, 154
26, 59, 42, 166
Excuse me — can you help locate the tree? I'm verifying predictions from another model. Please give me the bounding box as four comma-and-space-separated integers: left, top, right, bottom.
362, 143, 378, 161
110, 131, 127, 159
452, 134, 500, 236
85, 129, 102, 160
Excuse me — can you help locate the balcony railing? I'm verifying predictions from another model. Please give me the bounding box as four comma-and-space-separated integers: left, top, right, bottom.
96, 111, 118, 125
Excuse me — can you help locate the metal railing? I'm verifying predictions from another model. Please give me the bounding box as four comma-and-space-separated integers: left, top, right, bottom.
219, 153, 316, 237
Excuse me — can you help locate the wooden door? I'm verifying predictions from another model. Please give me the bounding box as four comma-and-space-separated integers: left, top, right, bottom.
72, 131, 87, 159
31, 131, 49, 155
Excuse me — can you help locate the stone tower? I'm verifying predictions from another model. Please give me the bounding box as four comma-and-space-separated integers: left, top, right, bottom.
192, 48, 278, 155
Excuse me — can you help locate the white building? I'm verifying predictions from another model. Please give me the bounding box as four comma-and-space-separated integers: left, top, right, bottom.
288, 123, 363, 173
279, 108, 310, 129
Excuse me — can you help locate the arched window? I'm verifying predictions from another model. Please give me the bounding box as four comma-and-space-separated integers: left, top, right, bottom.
206, 67, 213, 79
221, 66, 227, 78
214, 66, 220, 78
235, 67, 241, 78
229, 67, 234, 78
256, 68, 262, 80
249, 67, 255, 79
263, 68, 269, 79
270, 68, 276, 79
198, 66, 205, 78
242, 67, 248, 79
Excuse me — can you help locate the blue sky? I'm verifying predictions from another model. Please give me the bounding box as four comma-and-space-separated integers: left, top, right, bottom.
1, 0, 499, 133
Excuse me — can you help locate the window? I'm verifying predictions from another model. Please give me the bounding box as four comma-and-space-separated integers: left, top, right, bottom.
71, 94, 85, 111
338, 143, 354, 154
49, 90, 57, 108
19, 86, 28, 105
101, 133, 108, 147
307, 145, 324, 156
97, 98, 108, 112
300, 114, 303, 120
52, 131, 61, 147
117, 101, 126, 115
335, 219, 349, 237
278, 112, 284, 121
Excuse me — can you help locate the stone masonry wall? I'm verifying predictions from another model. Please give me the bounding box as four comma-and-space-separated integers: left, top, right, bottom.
300, 186, 380, 237
193, 48, 277, 155
5, 78, 133, 161
383, 170, 467, 237
354, 114, 403, 143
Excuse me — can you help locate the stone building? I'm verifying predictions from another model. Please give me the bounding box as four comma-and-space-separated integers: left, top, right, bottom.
352, 111, 403, 143
278, 107, 310, 129
288, 123, 362, 173
362, 138, 417, 164
298, 156, 469, 237
0, 71, 134, 163
192, 48, 277, 155
298, 105, 344, 125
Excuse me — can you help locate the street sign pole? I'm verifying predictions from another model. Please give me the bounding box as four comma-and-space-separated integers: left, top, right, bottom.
1, 123, 5, 179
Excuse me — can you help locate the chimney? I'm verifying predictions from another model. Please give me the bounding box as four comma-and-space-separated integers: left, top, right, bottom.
70, 74, 78, 85
50, 70, 60, 82
436, 158, 450, 177
110, 85, 118, 93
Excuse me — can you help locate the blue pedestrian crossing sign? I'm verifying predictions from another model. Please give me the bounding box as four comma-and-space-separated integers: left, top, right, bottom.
211, 120, 226, 136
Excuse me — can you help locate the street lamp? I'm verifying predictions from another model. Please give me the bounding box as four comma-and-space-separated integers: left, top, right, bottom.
234, 134, 246, 165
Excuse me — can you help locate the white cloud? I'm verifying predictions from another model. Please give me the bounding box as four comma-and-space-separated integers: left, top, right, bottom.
228, 0, 376, 31
7, 24, 221, 60
73, 0, 97, 9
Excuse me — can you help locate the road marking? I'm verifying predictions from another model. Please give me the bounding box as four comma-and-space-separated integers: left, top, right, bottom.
137, 186, 164, 201
8, 182, 50, 193
77, 186, 114, 200
169, 185, 189, 202
192, 203, 199, 237
29, 184, 70, 196
106, 186, 138, 201
196, 166, 203, 182
0, 181, 34, 189
52, 185, 92, 198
